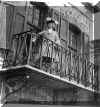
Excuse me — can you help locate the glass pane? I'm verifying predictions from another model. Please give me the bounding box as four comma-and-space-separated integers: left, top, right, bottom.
27, 6, 33, 23
84, 34, 90, 59
0, 5, 6, 49
69, 29, 81, 52
53, 11, 60, 32
14, 13, 25, 34
33, 8, 40, 26
77, 35, 81, 51
60, 19, 68, 41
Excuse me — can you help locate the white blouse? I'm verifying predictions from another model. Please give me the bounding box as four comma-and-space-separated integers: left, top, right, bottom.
39, 29, 61, 45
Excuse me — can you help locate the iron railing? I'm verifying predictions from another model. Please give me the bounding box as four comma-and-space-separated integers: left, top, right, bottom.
1, 30, 98, 91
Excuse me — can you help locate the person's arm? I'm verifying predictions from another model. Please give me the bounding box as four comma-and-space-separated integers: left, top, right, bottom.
38, 31, 45, 35
32, 31, 45, 43
38, 30, 48, 37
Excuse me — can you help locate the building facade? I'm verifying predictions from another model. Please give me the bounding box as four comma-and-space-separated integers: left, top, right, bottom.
0, 1, 99, 106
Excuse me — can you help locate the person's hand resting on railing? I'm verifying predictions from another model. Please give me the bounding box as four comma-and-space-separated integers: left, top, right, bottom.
54, 43, 61, 51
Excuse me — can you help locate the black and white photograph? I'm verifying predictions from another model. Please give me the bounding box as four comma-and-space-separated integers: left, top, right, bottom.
0, 0, 100, 107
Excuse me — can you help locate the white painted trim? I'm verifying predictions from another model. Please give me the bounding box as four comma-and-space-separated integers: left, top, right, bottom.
0, 65, 26, 72
25, 65, 99, 93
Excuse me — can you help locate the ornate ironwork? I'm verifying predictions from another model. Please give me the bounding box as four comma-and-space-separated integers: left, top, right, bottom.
1, 30, 99, 91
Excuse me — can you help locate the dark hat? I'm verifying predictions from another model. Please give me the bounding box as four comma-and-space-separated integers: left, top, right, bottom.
46, 17, 58, 25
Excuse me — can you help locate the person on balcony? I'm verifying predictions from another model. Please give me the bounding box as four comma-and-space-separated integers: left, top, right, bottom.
39, 17, 60, 45
33, 17, 61, 74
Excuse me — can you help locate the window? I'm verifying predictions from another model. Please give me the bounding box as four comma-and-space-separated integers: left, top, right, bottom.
84, 34, 90, 59
27, 5, 33, 23
60, 18, 69, 48
69, 23, 81, 53
27, 5, 47, 31
69, 31, 77, 50
60, 19, 68, 40
53, 11, 60, 32
0, 5, 6, 49
33, 7, 40, 27
14, 13, 25, 34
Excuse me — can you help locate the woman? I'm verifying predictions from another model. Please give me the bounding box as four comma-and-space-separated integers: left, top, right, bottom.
36, 17, 61, 73
40, 18, 60, 57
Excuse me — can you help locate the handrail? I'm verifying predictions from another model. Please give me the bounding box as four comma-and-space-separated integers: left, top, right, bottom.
11, 31, 96, 67
12, 31, 96, 69
1, 30, 98, 91
13, 30, 33, 37
13, 31, 90, 57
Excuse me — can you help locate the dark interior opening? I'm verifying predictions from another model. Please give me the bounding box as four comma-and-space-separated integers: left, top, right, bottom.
69, 23, 81, 35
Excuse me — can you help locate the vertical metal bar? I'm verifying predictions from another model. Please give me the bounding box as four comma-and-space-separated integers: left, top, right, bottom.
60, 47, 63, 77
50, 41, 54, 74
58, 8, 61, 37
80, 54, 82, 84
69, 50, 71, 81
84, 58, 87, 86
17, 34, 24, 64
79, 54, 81, 83
24, 33, 31, 63
67, 13, 69, 47
91, 63, 94, 89
2, 50, 5, 68
65, 50, 67, 77
3, 49, 9, 68
13, 35, 19, 65
58, 47, 61, 76
96, 65, 99, 92
73, 52, 76, 81
46, 39, 50, 58
88, 63, 90, 88
68, 20, 71, 80
66, 50, 69, 78
56, 45, 60, 76
39, 36, 43, 69
77, 54, 80, 83
64, 50, 67, 77
24, 33, 28, 58
44, 39, 49, 72
61, 47, 64, 76
27, 32, 33, 65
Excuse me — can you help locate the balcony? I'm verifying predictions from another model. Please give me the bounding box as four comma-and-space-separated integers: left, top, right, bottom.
0, 30, 99, 93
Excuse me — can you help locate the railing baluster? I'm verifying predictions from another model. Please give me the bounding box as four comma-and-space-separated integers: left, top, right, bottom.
13, 35, 20, 65
65, 50, 67, 77
77, 53, 80, 83
60, 47, 63, 77
63, 50, 66, 77
91, 63, 94, 89
39, 37, 43, 69
27, 32, 33, 65
69, 50, 71, 81
49, 40, 54, 74
3, 30, 98, 92
57, 45, 61, 76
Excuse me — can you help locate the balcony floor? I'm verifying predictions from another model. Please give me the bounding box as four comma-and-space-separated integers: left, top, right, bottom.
0, 64, 98, 94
